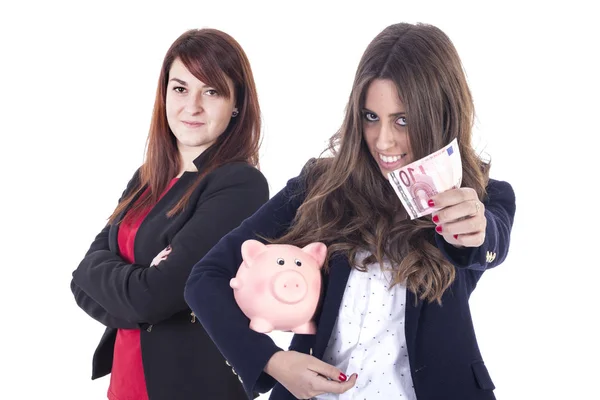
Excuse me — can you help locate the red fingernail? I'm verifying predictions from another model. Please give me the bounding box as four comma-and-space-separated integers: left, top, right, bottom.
435, 225, 442, 233
453, 234, 458, 239
339, 373, 347, 382
428, 199, 435, 207
433, 215, 439, 223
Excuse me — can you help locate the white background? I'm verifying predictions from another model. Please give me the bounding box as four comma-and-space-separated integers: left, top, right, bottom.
1, 1, 598, 399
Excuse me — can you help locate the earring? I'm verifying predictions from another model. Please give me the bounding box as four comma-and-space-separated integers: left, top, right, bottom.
232, 108, 239, 117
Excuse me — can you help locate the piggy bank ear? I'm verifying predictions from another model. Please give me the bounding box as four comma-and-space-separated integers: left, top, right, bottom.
301, 242, 327, 268
241, 239, 267, 264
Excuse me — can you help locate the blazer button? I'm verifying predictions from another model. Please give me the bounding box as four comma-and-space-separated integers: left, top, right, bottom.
225, 360, 231, 366
485, 251, 497, 263
238, 375, 244, 384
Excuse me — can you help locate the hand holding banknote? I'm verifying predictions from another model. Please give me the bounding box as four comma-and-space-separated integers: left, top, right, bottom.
388, 138, 462, 220
388, 138, 487, 247
428, 187, 487, 248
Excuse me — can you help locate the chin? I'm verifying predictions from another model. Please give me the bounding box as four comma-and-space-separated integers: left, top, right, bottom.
176, 139, 203, 148
181, 136, 218, 150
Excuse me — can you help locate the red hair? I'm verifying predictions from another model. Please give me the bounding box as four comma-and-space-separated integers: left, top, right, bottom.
108, 29, 261, 224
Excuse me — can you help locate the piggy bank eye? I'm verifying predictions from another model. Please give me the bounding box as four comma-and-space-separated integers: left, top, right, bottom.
295, 259, 302, 267
277, 258, 285, 265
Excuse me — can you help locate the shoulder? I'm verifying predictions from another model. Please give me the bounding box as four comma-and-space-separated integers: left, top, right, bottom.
121, 167, 143, 197
199, 162, 268, 198
302, 157, 332, 179
204, 162, 267, 186
127, 167, 142, 185
288, 157, 332, 192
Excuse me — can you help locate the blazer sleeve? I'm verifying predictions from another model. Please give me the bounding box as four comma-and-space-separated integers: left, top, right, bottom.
70, 168, 141, 329
71, 163, 269, 326
71, 281, 138, 328
435, 179, 516, 271
184, 172, 308, 398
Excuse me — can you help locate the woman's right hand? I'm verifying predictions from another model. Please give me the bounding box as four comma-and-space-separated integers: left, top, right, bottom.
264, 350, 357, 399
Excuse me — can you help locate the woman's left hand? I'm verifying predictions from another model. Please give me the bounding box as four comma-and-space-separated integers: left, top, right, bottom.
429, 188, 486, 248
150, 245, 172, 267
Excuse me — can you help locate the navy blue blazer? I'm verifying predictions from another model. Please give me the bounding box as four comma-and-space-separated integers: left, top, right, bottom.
185, 162, 516, 400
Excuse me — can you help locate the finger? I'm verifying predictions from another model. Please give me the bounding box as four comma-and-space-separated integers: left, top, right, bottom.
158, 250, 171, 258
307, 359, 348, 382
453, 231, 486, 247
151, 255, 169, 268
308, 372, 357, 395
430, 187, 478, 210
437, 231, 462, 248
442, 215, 486, 238
433, 199, 483, 224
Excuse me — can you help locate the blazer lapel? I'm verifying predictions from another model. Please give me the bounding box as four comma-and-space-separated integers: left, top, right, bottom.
404, 290, 424, 369
312, 254, 425, 364
313, 254, 351, 359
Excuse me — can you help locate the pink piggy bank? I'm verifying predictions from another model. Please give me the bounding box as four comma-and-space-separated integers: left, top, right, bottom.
230, 239, 327, 334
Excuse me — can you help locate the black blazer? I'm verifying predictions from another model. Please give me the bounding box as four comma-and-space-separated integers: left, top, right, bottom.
71, 153, 269, 400
184, 160, 516, 400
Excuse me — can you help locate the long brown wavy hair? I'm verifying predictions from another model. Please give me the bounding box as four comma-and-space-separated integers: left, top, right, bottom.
274, 23, 490, 303
108, 28, 261, 224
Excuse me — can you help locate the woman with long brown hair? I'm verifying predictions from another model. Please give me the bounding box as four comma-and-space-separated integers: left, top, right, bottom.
185, 22, 516, 400
71, 28, 267, 399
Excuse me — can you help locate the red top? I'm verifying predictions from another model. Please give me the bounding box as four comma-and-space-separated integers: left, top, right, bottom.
108, 178, 179, 400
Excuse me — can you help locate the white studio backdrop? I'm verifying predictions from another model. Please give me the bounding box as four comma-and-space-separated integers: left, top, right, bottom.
0, 1, 598, 399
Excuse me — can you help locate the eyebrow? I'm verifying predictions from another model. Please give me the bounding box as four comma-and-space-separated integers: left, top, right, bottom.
169, 77, 212, 89
169, 78, 187, 86
362, 108, 406, 117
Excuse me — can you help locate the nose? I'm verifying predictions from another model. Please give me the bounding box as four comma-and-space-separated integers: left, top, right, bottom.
374, 123, 396, 152
271, 270, 308, 305
184, 91, 204, 115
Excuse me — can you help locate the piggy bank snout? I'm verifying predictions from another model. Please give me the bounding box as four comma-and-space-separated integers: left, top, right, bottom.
271, 270, 309, 305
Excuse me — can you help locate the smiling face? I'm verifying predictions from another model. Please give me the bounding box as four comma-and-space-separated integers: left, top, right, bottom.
362, 78, 413, 178
165, 58, 237, 154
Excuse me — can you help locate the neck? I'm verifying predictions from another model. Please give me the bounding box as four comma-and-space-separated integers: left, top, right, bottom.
177, 144, 208, 176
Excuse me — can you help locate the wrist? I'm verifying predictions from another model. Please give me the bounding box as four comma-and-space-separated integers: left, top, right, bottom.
264, 350, 285, 377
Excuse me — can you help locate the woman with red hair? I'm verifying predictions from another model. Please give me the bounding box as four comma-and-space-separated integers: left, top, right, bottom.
71, 28, 267, 399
